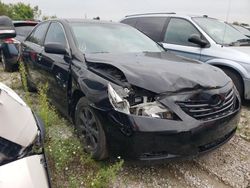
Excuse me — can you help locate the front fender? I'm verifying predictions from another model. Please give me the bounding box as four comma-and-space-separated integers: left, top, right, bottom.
206, 58, 249, 79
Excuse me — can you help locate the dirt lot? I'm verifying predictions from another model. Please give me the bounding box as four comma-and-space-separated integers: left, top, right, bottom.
0, 65, 250, 188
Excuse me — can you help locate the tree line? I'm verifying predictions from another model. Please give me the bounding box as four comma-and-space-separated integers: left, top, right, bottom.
0, 1, 56, 20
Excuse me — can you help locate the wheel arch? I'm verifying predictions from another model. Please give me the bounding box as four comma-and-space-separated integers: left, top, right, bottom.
70, 89, 85, 122
206, 58, 247, 78
207, 60, 245, 97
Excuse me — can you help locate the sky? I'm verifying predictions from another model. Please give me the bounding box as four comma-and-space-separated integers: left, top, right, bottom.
3, 0, 250, 24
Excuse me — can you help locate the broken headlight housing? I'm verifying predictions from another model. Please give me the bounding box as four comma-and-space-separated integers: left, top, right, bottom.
108, 83, 176, 120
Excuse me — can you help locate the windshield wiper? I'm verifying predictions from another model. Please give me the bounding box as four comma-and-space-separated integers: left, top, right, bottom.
236, 38, 250, 43
91, 51, 110, 54
229, 38, 250, 46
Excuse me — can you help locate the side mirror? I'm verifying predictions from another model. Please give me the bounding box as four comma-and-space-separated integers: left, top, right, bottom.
188, 34, 208, 48
44, 43, 67, 55
0, 16, 16, 39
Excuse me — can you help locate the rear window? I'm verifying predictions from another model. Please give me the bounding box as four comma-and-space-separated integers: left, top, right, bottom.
15, 26, 35, 37
134, 17, 167, 42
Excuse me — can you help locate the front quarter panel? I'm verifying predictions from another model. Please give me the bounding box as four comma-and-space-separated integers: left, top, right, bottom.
71, 60, 116, 109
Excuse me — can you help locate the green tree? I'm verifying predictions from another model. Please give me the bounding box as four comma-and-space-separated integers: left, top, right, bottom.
9, 3, 34, 20
0, 1, 56, 21
0, 1, 11, 17
0, 1, 42, 20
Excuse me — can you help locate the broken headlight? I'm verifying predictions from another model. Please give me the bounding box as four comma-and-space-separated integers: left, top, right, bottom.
130, 101, 174, 119
108, 83, 130, 114
108, 83, 176, 120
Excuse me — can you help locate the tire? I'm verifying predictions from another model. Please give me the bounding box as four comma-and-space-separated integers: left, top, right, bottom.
222, 68, 244, 99
1, 51, 13, 72
75, 97, 108, 160
20, 71, 37, 92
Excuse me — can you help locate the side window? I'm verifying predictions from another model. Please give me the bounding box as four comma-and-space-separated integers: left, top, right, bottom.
164, 18, 201, 46
26, 22, 49, 45
121, 18, 137, 27
44, 22, 67, 47
135, 17, 167, 42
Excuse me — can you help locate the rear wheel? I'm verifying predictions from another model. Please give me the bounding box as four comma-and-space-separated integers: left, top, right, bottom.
1, 51, 13, 72
75, 97, 108, 160
222, 68, 243, 99
19, 65, 37, 92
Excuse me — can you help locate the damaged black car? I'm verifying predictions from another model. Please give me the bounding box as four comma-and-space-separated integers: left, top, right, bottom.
21, 19, 241, 161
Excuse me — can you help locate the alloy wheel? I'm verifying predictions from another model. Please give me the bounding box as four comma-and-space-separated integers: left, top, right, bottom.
77, 107, 99, 152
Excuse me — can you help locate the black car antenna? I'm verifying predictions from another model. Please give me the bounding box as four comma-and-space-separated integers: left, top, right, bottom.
222, 0, 232, 46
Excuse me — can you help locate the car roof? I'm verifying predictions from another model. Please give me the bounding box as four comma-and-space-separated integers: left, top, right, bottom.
52, 18, 121, 25
123, 13, 215, 20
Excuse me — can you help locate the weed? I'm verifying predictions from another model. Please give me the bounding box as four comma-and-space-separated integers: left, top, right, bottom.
37, 84, 60, 128
18, 62, 31, 105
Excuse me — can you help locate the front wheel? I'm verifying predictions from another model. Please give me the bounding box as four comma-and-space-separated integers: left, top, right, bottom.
75, 97, 108, 160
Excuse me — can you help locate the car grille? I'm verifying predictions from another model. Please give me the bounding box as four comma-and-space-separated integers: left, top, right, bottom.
177, 88, 238, 121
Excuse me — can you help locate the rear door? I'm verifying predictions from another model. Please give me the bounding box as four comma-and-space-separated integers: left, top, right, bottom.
42, 22, 70, 114
22, 22, 50, 87
162, 18, 202, 60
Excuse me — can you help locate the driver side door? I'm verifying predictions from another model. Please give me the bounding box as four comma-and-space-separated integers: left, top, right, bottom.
41, 22, 70, 115
162, 18, 202, 60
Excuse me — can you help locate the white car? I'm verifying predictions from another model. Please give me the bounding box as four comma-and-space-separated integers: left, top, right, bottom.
0, 83, 50, 188
0, 16, 50, 188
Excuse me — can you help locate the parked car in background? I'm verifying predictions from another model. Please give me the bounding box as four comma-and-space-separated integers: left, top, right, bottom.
0, 20, 38, 72
121, 13, 250, 100
231, 24, 250, 38
21, 19, 240, 161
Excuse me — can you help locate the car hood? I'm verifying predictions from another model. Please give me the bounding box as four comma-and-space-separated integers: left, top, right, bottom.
229, 46, 250, 54
225, 46, 250, 63
85, 52, 231, 93
0, 82, 38, 147
0, 155, 49, 188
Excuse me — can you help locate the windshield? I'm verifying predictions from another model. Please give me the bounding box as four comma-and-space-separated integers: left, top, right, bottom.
232, 25, 250, 37
193, 17, 249, 45
70, 22, 163, 53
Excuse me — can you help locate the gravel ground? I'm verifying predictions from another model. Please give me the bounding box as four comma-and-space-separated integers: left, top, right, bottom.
0, 65, 249, 188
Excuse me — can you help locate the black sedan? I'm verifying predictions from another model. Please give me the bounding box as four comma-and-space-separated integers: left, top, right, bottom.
0, 20, 38, 72
21, 19, 240, 161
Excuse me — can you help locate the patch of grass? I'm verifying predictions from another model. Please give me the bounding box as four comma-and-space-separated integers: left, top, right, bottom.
19, 65, 124, 187
89, 160, 124, 188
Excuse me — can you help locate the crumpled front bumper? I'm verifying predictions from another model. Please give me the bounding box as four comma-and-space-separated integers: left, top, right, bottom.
93, 106, 240, 161
92, 83, 241, 161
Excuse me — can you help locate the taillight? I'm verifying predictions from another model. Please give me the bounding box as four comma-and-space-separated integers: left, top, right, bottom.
3, 38, 19, 44
3, 38, 14, 44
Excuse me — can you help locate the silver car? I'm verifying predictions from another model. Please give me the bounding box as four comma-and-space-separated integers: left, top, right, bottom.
121, 13, 250, 100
